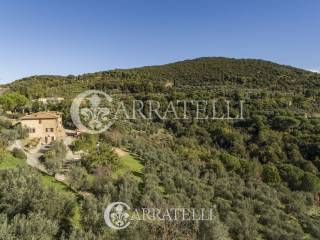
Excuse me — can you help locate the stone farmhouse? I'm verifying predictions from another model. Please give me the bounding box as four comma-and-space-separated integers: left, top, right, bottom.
20, 111, 66, 144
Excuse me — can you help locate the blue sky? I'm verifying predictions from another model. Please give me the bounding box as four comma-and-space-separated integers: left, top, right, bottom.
0, 0, 319, 83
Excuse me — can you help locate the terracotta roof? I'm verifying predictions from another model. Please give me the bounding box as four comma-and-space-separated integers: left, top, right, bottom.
20, 112, 61, 120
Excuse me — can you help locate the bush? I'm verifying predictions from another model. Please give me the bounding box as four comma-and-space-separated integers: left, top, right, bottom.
262, 163, 281, 183
0, 117, 12, 129
303, 161, 318, 175
220, 152, 241, 171
0, 129, 18, 142
209, 159, 226, 177
69, 166, 91, 191
300, 173, 320, 192
84, 143, 119, 172
272, 116, 300, 131
238, 159, 262, 180
12, 148, 27, 160
279, 164, 304, 190
42, 141, 67, 174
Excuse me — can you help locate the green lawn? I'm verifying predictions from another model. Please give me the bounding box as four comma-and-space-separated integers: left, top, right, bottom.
40, 174, 71, 192
0, 153, 73, 194
114, 153, 144, 181
0, 153, 27, 169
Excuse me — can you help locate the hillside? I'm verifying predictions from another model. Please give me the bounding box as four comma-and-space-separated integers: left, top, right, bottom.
1, 57, 320, 239
6, 57, 320, 99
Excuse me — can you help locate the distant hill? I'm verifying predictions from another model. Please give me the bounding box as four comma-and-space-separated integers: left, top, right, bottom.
6, 57, 320, 98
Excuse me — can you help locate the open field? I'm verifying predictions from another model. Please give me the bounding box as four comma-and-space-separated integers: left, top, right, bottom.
113, 148, 144, 181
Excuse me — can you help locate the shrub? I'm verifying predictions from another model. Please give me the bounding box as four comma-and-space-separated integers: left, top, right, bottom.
0, 129, 18, 142
209, 159, 226, 178
84, 143, 119, 172
220, 152, 241, 171
303, 161, 318, 175
279, 164, 304, 190
238, 159, 262, 180
0, 117, 12, 128
42, 141, 67, 174
12, 148, 27, 160
262, 163, 281, 183
300, 173, 320, 192
272, 116, 300, 131
69, 166, 91, 191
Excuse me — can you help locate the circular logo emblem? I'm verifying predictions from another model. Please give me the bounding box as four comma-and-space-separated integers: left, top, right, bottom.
104, 202, 131, 230
70, 90, 113, 134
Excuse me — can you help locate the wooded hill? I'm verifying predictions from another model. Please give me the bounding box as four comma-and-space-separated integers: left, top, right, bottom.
7, 57, 320, 98
1, 57, 320, 239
